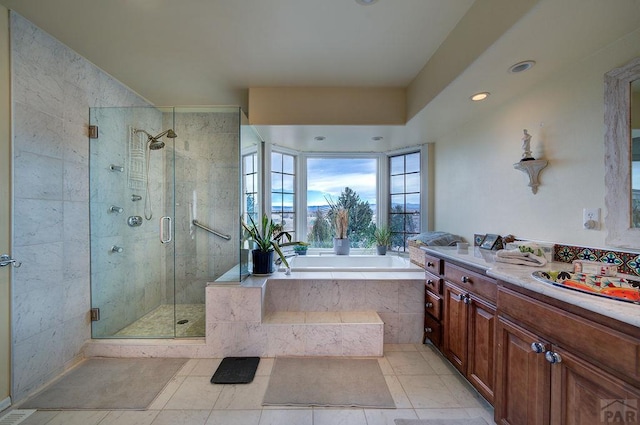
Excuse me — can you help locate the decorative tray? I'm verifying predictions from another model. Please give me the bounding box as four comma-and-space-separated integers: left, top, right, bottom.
531, 270, 640, 303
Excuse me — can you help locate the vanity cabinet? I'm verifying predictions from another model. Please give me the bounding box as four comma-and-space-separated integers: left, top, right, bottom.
442, 262, 497, 404
423, 252, 444, 348
495, 284, 640, 425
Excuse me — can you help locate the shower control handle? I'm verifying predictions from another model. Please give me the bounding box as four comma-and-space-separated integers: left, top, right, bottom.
160, 216, 172, 244
128, 216, 143, 227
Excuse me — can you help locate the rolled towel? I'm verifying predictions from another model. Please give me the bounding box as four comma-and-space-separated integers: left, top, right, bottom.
495, 248, 547, 267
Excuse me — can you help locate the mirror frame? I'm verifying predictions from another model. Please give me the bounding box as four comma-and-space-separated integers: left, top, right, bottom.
604, 56, 640, 248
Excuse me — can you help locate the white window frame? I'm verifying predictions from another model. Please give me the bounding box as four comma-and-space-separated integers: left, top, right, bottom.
266, 145, 298, 238
262, 142, 431, 252
300, 152, 384, 245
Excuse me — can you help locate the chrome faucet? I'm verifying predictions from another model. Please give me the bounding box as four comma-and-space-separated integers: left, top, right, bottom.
275, 252, 297, 266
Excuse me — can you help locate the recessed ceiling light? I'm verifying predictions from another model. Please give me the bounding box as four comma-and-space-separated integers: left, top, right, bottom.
372, 136, 383, 141
356, 0, 378, 5
470, 92, 490, 102
509, 60, 536, 74
314, 136, 325, 141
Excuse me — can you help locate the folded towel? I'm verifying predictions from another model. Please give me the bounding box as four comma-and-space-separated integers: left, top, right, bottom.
495, 247, 547, 267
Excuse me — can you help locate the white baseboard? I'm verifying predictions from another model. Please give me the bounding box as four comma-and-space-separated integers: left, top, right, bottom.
0, 396, 11, 412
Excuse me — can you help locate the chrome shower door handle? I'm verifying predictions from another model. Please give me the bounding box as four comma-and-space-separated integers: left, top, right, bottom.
0, 254, 21, 268
160, 216, 172, 244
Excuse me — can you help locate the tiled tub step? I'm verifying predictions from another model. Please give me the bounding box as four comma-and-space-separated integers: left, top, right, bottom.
261, 310, 384, 357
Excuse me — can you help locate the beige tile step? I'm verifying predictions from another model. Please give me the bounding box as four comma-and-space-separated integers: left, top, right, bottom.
263, 310, 383, 325
262, 310, 384, 357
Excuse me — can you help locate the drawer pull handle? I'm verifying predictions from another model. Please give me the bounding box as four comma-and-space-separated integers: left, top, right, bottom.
463, 295, 472, 305
424, 327, 433, 333
458, 293, 466, 301
531, 342, 546, 353
425, 302, 433, 308
427, 262, 435, 268
545, 351, 562, 364
461, 276, 471, 284
426, 279, 434, 286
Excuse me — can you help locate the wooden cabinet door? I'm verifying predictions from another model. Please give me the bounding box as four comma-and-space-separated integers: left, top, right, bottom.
550, 347, 640, 425
467, 294, 496, 404
443, 282, 468, 374
495, 317, 550, 425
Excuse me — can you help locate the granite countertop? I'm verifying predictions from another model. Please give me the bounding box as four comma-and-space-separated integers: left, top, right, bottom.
422, 246, 640, 328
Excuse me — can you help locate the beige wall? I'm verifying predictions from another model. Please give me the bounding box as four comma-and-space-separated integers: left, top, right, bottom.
430, 28, 640, 249
0, 4, 11, 408
248, 87, 406, 125
406, 0, 538, 120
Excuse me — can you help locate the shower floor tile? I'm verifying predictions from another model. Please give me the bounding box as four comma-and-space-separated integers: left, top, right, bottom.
114, 304, 205, 338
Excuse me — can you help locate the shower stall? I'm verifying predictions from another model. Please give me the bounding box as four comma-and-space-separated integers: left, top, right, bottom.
88, 106, 255, 338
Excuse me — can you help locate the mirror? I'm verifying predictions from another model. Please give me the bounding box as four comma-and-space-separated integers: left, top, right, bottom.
632, 79, 640, 228
604, 57, 640, 248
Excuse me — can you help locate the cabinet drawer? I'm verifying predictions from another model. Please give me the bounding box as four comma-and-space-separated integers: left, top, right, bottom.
425, 273, 443, 294
425, 289, 442, 320
445, 262, 496, 303
498, 286, 640, 387
424, 314, 442, 347
424, 253, 443, 276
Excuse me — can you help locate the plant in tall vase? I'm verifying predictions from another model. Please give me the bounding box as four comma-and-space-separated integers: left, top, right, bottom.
333, 207, 350, 255
241, 214, 298, 274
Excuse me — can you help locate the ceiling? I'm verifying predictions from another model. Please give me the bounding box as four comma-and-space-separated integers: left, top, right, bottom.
1, 0, 640, 151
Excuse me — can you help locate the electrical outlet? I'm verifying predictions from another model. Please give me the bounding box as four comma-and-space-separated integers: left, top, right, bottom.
583, 208, 600, 230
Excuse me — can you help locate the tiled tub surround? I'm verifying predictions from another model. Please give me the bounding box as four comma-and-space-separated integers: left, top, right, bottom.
84, 270, 427, 358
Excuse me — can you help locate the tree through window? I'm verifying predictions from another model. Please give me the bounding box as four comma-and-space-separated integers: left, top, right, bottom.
306, 157, 377, 248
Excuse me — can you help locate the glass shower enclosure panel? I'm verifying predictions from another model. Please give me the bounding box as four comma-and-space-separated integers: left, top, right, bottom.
89, 106, 180, 338
89, 106, 246, 338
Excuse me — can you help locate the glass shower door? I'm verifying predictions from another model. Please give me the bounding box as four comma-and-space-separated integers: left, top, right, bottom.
89, 106, 179, 338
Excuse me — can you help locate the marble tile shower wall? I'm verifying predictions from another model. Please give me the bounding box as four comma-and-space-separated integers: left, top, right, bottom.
10, 13, 149, 401
169, 111, 240, 304
90, 107, 165, 337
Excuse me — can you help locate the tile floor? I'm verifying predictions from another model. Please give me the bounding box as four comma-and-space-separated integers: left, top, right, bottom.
114, 304, 206, 338
14, 344, 496, 425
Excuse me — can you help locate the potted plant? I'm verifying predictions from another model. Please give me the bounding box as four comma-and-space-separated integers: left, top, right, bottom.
373, 225, 392, 255
333, 207, 350, 255
293, 242, 309, 256
241, 214, 297, 274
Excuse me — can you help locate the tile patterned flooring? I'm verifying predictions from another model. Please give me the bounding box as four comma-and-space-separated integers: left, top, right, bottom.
114, 304, 205, 338
15, 344, 496, 425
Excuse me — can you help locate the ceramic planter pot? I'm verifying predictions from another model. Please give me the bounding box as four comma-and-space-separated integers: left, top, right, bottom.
333, 238, 350, 255
376, 245, 387, 255
252, 249, 274, 274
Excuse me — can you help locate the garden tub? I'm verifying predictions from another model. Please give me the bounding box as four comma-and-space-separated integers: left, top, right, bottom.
279, 255, 422, 272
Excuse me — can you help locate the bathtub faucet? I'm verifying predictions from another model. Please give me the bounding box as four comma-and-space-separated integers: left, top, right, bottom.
275, 252, 297, 266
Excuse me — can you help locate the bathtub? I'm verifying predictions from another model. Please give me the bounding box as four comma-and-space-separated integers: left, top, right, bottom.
280, 254, 422, 272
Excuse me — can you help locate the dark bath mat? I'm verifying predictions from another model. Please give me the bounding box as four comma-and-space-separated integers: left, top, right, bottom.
211, 357, 260, 384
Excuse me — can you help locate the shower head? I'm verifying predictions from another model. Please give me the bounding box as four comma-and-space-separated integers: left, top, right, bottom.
148, 139, 165, 150
133, 128, 177, 150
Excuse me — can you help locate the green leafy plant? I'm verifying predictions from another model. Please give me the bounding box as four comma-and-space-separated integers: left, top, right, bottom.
241, 214, 297, 268
373, 225, 392, 247
293, 242, 309, 253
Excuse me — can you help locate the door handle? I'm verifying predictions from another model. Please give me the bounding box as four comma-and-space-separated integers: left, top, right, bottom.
0, 254, 21, 268
160, 216, 172, 244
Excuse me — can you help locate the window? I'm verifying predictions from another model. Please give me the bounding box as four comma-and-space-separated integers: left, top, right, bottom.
242, 152, 259, 224
271, 151, 296, 238
306, 157, 377, 248
389, 152, 421, 251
